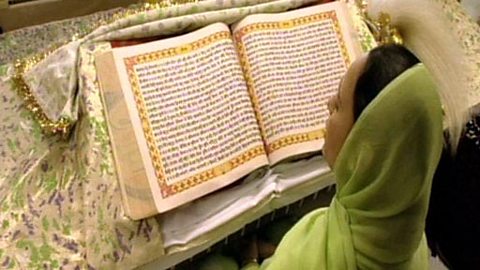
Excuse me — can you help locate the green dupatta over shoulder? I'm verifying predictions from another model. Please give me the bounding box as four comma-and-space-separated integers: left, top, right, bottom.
246, 64, 444, 270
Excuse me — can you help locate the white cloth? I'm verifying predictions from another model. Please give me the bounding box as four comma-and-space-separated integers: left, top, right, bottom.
161, 155, 333, 248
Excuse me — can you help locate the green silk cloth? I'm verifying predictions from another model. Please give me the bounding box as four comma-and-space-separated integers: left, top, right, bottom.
244, 64, 444, 270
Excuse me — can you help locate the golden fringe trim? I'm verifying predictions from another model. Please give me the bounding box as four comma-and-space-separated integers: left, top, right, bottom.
10, 0, 199, 137
11, 57, 73, 137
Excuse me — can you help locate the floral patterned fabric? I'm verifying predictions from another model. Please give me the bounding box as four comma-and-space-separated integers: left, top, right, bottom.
0, 9, 118, 65
436, 0, 480, 107
4, 0, 474, 269
0, 0, 340, 268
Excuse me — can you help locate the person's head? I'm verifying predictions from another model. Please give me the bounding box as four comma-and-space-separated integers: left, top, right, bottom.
323, 44, 420, 168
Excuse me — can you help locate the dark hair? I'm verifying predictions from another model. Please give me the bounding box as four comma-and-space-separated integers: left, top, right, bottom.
426, 114, 480, 269
352, 44, 480, 269
353, 44, 420, 120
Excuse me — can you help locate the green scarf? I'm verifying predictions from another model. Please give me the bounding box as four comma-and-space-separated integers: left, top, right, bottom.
245, 64, 443, 270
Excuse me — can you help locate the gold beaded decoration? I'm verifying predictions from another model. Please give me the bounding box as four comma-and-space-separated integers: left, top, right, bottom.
11, 57, 73, 137
356, 0, 404, 45
11, 0, 200, 137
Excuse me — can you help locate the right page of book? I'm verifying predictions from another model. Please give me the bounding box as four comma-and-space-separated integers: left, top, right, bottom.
232, 2, 362, 165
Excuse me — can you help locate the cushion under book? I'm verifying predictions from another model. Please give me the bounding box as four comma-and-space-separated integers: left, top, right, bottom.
95, 1, 362, 220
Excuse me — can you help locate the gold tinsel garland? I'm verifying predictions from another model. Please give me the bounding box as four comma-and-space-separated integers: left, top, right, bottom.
12, 0, 398, 137
11, 0, 199, 137
11, 57, 73, 136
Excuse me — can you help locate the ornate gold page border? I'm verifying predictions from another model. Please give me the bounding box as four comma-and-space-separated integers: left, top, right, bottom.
234, 11, 351, 154
267, 129, 326, 153
124, 31, 266, 197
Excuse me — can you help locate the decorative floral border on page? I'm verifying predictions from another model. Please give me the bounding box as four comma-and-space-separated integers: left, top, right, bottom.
234, 11, 350, 154
124, 31, 266, 197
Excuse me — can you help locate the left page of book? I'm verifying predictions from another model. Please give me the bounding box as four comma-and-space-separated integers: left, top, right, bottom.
97, 22, 269, 219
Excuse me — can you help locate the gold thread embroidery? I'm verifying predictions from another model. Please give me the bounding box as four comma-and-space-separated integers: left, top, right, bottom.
234, 11, 350, 153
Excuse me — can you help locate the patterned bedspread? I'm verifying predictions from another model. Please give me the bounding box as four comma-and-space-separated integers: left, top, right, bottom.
1, 0, 474, 268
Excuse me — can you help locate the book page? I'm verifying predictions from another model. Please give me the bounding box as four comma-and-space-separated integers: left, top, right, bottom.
109, 23, 269, 215
233, 2, 362, 164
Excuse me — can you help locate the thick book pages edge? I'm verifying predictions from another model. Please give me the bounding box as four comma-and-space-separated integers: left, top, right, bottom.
95, 51, 158, 220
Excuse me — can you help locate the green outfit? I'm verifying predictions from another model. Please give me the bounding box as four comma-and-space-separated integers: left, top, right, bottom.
240, 64, 444, 270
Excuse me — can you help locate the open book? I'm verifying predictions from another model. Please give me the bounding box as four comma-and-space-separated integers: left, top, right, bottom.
95, 1, 362, 220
